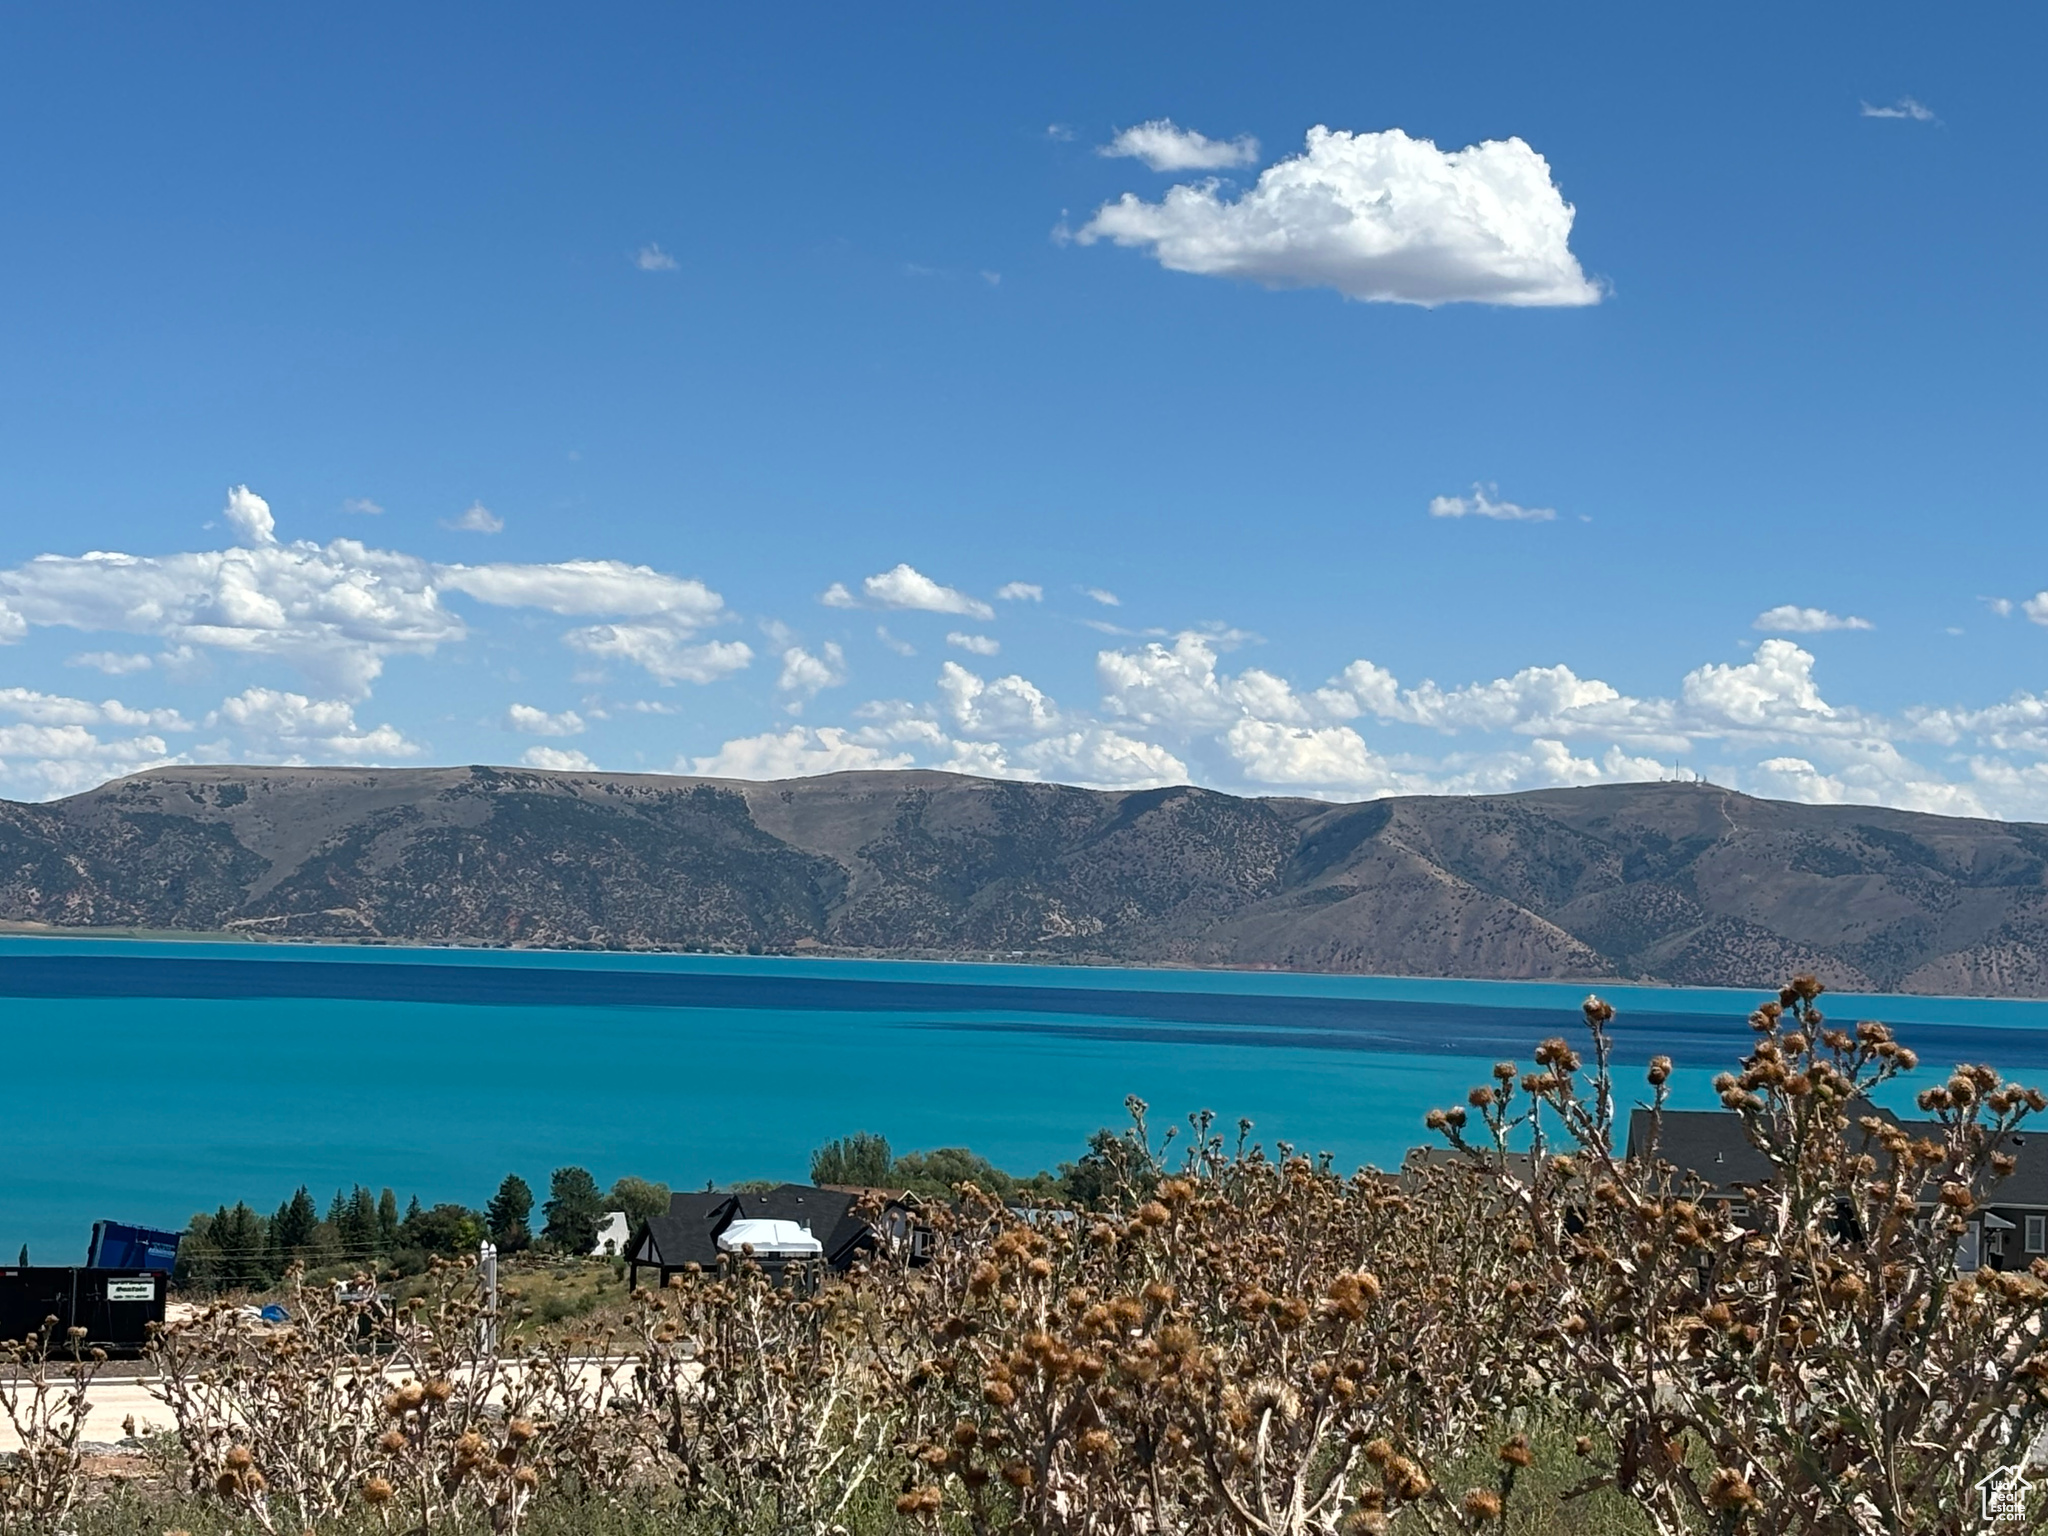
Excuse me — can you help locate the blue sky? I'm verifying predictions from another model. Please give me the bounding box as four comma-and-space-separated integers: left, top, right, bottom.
2, 3, 2045, 813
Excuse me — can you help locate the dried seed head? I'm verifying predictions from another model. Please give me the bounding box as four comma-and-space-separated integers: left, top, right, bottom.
361, 1476, 394, 1506
1463, 1488, 1504, 1521
1247, 1377, 1302, 1421
1706, 1467, 1760, 1511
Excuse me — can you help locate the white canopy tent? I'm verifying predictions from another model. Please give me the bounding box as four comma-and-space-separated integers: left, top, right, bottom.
716, 1219, 824, 1261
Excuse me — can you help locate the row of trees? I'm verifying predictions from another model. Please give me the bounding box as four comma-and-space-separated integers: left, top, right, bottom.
807, 1125, 1159, 1207
173, 1167, 673, 1292
175, 1128, 1143, 1291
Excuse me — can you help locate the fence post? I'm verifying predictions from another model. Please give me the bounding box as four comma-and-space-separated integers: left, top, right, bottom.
479, 1240, 498, 1356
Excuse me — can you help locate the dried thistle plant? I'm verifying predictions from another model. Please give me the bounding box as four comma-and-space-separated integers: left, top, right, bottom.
0, 1321, 103, 1534
1434, 977, 2048, 1534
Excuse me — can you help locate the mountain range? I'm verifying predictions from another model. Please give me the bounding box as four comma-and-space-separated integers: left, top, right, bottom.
5, 766, 2048, 996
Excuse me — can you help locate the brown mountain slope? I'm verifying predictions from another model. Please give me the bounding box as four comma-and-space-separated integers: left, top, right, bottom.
5, 766, 2048, 995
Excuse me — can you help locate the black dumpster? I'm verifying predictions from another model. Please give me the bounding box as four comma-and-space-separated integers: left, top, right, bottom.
0, 1267, 166, 1352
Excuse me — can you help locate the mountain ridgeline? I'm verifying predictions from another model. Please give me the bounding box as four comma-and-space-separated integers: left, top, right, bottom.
6, 766, 2048, 996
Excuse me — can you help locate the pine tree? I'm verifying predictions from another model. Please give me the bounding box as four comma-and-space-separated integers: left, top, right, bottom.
211, 1202, 272, 1291
345, 1186, 379, 1255
377, 1188, 399, 1248
270, 1186, 320, 1262
542, 1166, 606, 1254
485, 1174, 535, 1252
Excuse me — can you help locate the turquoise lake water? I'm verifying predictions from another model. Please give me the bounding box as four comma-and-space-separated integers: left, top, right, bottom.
6, 936, 2048, 1260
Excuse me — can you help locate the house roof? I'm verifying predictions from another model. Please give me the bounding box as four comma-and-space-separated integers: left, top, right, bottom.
1628, 1107, 2048, 1210
630, 1184, 875, 1271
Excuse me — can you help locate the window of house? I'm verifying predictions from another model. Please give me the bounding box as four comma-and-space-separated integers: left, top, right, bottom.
2028, 1215, 2046, 1254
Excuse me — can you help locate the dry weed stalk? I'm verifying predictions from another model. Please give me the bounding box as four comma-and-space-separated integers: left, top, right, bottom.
148, 1259, 544, 1533
0, 1323, 103, 1534
621, 1259, 891, 1534
873, 1103, 1544, 1536
1436, 978, 2048, 1535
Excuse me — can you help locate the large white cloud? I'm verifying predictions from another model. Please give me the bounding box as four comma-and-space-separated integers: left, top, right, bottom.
0, 540, 457, 695
0, 494, 738, 696
1075, 125, 1601, 308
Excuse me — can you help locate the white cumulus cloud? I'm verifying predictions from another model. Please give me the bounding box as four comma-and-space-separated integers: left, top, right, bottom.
506, 704, 585, 737
1018, 728, 1187, 789
691, 725, 915, 779
521, 746, 599, 770
939, 662, 1061, 736
821, 563, 994, 619
994, 582, 1043, 603
1753, 605, 1873, 634
223, 485, 277, 546
208, 687, 421, 763
1428, 484, 1556, 521
440, 559, 725, 622
778, 642, 849, 701
444, 502, 504, 534
947, 632, 1000, 656
635, 243, 679, 271
564, 627, 753, 685
1098, 119, 1259, 172
1076, 125, 1601, 308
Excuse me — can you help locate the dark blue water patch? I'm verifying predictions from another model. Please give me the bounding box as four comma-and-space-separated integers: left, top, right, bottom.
918, 1012, 2048, 1071
6, 952, 2035, 1072
0, 953, 1619, 1033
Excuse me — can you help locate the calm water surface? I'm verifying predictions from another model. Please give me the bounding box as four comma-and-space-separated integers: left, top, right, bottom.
6, 937, 2048, 1258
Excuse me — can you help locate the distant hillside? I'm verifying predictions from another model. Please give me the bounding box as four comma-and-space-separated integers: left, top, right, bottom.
6, 766, 2048, 995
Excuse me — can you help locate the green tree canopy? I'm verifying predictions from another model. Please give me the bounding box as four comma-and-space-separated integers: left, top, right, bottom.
608, 1175, 670, 1225
887, 1147, 1021, 1200
542, 1166, 606, 1254
1059, 1126, 1163, 1209
810, 1131, 893, 1187
486, 1174, 535, 1252
401, 1203, 483, 1255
